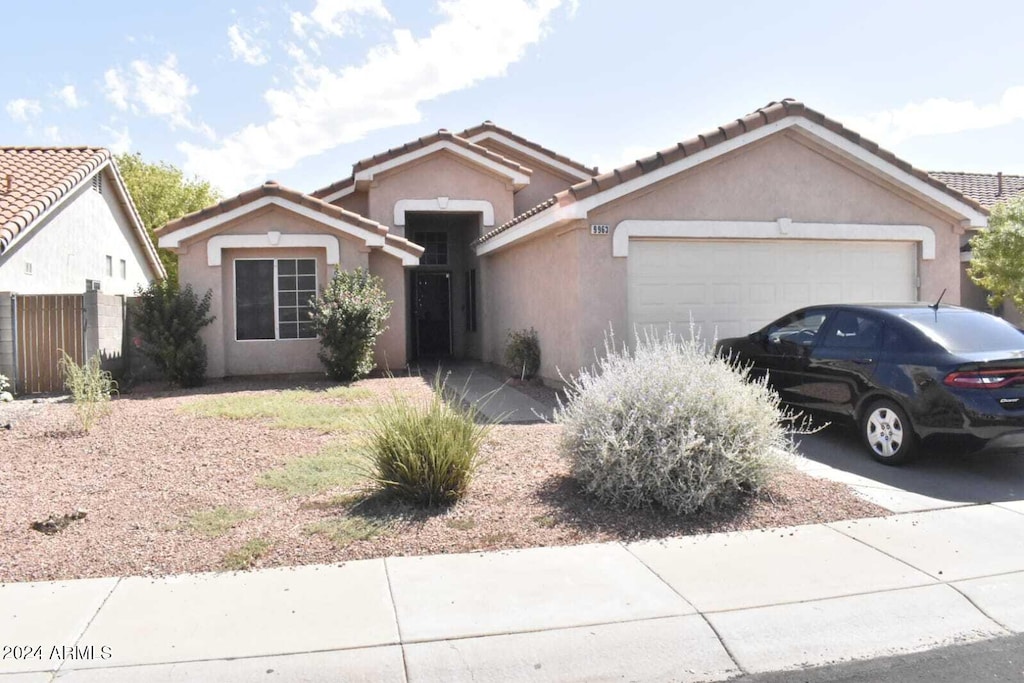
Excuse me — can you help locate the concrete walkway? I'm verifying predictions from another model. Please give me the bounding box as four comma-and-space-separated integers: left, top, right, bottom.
413, 362, 555, 423
5, 502, 1024, 682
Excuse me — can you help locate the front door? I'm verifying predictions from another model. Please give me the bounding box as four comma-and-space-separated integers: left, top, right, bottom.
414, 272, 452, 357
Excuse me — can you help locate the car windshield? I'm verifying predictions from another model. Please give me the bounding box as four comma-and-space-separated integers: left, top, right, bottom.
902, 309, 1024, 353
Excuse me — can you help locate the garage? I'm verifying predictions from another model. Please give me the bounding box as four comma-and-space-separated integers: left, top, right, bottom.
627, 239, 917, 342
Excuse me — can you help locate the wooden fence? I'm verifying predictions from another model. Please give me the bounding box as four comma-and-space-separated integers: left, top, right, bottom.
14, 294, 85, 394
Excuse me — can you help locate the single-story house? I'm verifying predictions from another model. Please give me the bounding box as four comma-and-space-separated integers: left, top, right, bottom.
157, 99, 994, 382
928, 171, 1024, 322
0, 147, 164, 294
0, 147, 165, 391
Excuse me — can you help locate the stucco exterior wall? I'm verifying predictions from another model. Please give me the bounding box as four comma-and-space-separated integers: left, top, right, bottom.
367, 152, 515, 238
471, 138, 583, 216
0, 168, 155, 295
174, 205, 400, 378
368, 248, 409, 371
333, 190, 368, 217
573, 131, 965, 365
482, 223, 581, 381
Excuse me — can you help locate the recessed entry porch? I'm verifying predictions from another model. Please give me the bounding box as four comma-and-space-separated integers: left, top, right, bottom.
405, 212, 482, 361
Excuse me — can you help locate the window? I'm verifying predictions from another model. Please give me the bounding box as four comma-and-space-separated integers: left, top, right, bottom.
821, 311, 882, 350
235, 258, 317, 341
465, 269, 477, 332
414, 231, 448, 265
105, 255, 113, 276
766, 309, 829, 346
119, 259, 127, 279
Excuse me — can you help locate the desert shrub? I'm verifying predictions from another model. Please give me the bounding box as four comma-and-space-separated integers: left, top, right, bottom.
60, 351, 118, 431
0, 373, 11, 401
555, 331, 790, 515
362, 377, 491, 506
133, 282, 214, 387
310, 268, 391, 381
504, 327, 541, 380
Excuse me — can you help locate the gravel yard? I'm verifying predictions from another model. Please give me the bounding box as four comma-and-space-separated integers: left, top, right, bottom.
0, 374, 888, 583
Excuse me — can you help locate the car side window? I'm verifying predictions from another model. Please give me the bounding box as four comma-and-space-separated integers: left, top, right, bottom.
766, 310, 829, 346
882, 322, 926, 352
820, 311, 882, 350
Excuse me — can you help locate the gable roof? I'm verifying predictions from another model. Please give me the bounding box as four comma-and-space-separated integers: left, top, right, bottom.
928, 171, 1024, 209
157, 180, 422, 264
459, 121, 598, 180
475, 99, 991, 250
310, 130, 533, 203
0, 146, 165, 277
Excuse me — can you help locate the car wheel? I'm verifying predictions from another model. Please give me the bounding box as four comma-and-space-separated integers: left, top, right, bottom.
861, 399, 917, 465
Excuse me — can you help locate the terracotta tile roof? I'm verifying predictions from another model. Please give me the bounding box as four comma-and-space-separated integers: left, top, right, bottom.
0, 146, 111, 253
928, 171, 1024, 209
309, 175, 353, 200
351, 129, 532, 176
309, 130, 533, 201
158, 180, 393, 239
476, 99, 989, 246
459, 121, 598, 176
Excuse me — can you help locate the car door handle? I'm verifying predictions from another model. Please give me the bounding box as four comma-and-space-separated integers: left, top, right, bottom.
852, 358, 873, 365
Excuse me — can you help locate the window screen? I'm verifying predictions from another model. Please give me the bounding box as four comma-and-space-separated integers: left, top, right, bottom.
236, 260, 276, 340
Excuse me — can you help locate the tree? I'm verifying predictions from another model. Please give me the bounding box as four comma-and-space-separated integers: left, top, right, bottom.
115, 152, 221, 284
969, 195, 1024, 311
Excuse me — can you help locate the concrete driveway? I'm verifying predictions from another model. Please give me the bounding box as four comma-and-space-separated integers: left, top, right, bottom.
791, 423, 1024, 512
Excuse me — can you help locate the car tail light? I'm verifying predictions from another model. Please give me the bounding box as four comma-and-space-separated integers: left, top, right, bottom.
944, 368, 1024, 389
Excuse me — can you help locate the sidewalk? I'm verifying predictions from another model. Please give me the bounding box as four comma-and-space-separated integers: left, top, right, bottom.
4, 501, 1024, 682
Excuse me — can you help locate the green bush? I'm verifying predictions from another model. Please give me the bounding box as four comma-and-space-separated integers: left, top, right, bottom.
60, 351, 117, 431
504, 327, 541, 380
310, 268, 391, 381
362, 377, 490, 506
133, 282, 214, 387
555, 331, 789, 515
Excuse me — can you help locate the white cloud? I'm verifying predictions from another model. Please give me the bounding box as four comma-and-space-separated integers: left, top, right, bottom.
102, 125, 133, 154
56, 85, 83, 109
291, 0, 392, 38
5, 98, 42, 122
847, 86, 1024, 145
182, 0, 564, 193
103, 69, 130, 110
103, 55, 213, 138
228, 24, 268, 66
43, 126, 61, 144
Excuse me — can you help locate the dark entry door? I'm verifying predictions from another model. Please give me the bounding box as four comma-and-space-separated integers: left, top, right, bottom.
414, 272, 452, 357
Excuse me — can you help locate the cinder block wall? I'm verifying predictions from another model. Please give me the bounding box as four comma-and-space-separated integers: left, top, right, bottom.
84, 291, 125, 373
0, 293, 13, 384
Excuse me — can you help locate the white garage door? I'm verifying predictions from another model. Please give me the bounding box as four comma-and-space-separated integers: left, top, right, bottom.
627, 240, 917, 343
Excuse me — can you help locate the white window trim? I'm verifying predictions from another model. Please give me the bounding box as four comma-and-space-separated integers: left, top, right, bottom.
208, 232, 340, 266
612, 219, 936, 259
394, 198, 495, 227
233, 257, 318, 343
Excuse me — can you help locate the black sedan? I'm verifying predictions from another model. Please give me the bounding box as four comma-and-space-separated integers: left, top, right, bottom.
716, 304, 1024, 465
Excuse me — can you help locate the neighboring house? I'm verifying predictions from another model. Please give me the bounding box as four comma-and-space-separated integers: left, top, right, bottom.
0, 147, 165, 294
0, 147, 165, 392
157, 99, 990, 382
928, 171, 1024, 317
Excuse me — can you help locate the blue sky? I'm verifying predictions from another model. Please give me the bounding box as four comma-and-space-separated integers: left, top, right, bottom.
4, 1, 1023, 196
